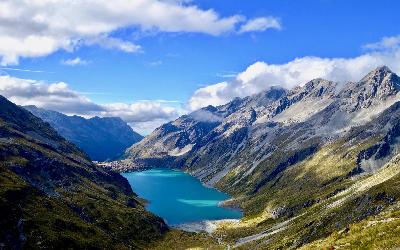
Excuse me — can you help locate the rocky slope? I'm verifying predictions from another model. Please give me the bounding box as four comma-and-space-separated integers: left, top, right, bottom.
126, 66, 400, 249
0, 96, 167, 249
25, 106, 143, 161
126, 87, 287, 169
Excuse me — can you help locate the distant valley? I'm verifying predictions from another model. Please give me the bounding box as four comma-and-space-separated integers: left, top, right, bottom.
25, 106, 143, 161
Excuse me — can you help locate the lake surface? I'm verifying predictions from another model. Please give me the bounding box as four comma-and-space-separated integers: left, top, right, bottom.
123, 169, 242, 225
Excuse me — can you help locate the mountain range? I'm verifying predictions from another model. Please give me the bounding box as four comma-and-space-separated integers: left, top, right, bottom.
24, 106, 143, 161
1, 66, 400, 249
125, 66, 400, 248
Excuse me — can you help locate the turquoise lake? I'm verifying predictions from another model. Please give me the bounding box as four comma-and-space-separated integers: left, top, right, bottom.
123, 169, 242, 225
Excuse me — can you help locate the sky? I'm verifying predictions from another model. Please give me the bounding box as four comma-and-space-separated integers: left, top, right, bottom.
0, 0, 400, 134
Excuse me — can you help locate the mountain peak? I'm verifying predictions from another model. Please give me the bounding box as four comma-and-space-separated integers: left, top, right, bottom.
361, 65, 397, 84
360, 65, 400, 90
291, 78, 336, 100
370, 65, 393, 74
339, 66, 400, 111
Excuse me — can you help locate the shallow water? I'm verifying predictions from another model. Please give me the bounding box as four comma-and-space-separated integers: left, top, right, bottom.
123, 169, 242, 225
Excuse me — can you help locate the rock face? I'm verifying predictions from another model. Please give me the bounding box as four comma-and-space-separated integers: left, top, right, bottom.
126, 87, 287, 171
0, 96, 167, 249
24, 106, 143, 161
125, 78, 340, 183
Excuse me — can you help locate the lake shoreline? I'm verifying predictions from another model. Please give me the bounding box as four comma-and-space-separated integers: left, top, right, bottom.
122, 168, 242, 226
172, 219, 240, 233
126, 167, 244, 213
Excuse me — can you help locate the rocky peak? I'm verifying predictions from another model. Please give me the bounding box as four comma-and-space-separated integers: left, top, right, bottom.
362, 65, 395, 81
288, 78, 337, 103
360, 66, 400, 94
339, 66, 400, 111
247, 87, 287, 106
202, 105, 219, 113
204, 87, 287, 119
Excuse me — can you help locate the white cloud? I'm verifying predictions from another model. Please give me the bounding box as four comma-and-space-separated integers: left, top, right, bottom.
61, 57, 89, 66
100, 101, 180, 134
0, 67, 51, 73
0, 75, 179, 134
364, 35, 400, 50
128, 119, 172, 136
147, 60, 163, 67
0, 75, 102, 113
216, 70, 238, 78
239, 17, 281, 33
188, 48, 400, 110
190, 109, 223, 122
100, 102, 178, 123
84, 36, 142, 53
0, 0, 248, 65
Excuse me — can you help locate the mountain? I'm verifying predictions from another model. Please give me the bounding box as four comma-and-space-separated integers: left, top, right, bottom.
126, 87, 287, 171
125, 66, 400, 249
24, 106, 143, 161
0, 95, 167, 249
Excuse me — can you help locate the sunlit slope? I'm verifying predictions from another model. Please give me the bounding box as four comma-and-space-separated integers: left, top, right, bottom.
0, 95, 167, 249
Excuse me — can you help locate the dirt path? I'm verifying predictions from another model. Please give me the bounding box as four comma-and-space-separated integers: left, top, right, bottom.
233, 215, 301, 248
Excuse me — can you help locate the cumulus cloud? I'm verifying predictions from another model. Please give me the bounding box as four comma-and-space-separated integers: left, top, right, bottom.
103, 101, 180, 135
239, 17, 281, 33
0, 75, 179, 134
0, 0, 248, 65
100, 102, 178, 123
188, 47, 400, 110
0, 75, 102, 113
83, 36, 142, 53
190, 109, 223, 122
61, 57, 89, 66
364, 35, 400, 50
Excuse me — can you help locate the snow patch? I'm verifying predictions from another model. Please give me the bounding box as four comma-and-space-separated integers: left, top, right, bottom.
169, 144, 194, 156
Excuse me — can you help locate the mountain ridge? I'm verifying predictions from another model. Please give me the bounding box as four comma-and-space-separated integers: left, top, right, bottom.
24, 106, 143, 161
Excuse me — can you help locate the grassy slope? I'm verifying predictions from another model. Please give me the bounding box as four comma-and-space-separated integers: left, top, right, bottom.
0, 96, 167, 249
0, 137, 167, 249
147, 122, 400, 249
300, 155, 400, 249
301, 202, 400, 250
148, 230, 224, 250
211, 136, 400, 249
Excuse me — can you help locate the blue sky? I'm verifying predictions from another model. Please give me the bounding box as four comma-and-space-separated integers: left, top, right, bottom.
0, 0, 400, 134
